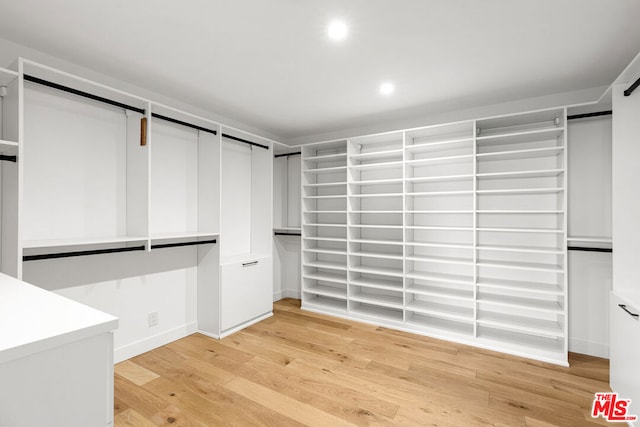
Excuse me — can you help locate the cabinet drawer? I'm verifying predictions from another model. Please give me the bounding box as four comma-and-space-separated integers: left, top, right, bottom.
221, 256, 272, 331
610, 293, 640, 421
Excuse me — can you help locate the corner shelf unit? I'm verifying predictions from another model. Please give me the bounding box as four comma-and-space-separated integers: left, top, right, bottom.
301, 108, 568, 365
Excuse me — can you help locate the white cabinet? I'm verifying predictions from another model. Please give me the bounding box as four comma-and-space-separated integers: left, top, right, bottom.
0, 273, 117, 427
610, 293, 640, 425
221, 254, 272, 332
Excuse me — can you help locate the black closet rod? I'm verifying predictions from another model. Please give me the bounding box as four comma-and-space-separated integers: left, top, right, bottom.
624, 76, 640, 97
150, 239, 217, 250
274, 152, 301, 158
567, 246, 612, 253
0, 155, 17, 163
151, 113, 217, 136
23, 74, 146, 115
222, 133, 269, 150
23, 245, 146, 261
567, 110, 612, 121
274, 232, 301, 236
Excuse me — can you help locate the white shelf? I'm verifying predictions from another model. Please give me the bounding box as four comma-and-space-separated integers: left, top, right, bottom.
303, 153, 347, 162
406, 300, 473, 323
303, 271, 347, 285
349, 161, 403, 170
304, 182, 347, 188
567, 236, 612, 244
351, 238, 403, 246
349, 224, 402, 229
304, 166, 347, 174
304, 223, 347, 227
350, 304, 403, 323
406, 154, 473, 167
303, 284, 347, 299
477, 169, 564, 180
477, 259, 563, 273
304, 210, 347, 214
406, 271, 474, 285
406, 284, 473, 301
406, 137, 474, 152
405, 313, 474, 336
349, 193, 403, 198
477, 312, 564, 339
304, 248, 347, 256
407, 225, 473, 231
476, 146, 563, 161
405, 241, 473, 249
407, 210, 473, 214
476, 188, 564, 195
405, 174, 473, 183
350, 276, 403, 291
304, 260, 348, 271
303, 195, 347, 199
406, 254, 473, 265
477, 277, 563, 295
350, 178, 404, 186
0, 140, 19, 155
303, 236, 348, 243
303, 295, 347, 312
406, 190, 474, 197
22, 236, 147, 249
350, 264, 404, 277
477, 210, 563, 214
150, 231, 219, 240
351, 210, 404, 214
350, 250, 403, 260
476, 126, 564, 144
273, 227, 301, 234
478, 294, 563, 314
349, 149, 403, 161
477, 227, 563, 234
477, 244, 563, 255
350, 292, 403, 310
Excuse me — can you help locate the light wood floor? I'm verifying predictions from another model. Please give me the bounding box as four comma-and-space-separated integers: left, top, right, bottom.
114, 299, 614, 426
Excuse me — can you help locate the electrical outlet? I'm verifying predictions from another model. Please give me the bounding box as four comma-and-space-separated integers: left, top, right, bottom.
148, 312, 158, 327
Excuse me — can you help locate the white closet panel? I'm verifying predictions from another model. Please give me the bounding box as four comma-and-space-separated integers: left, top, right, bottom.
23, 86, 128, 241
150, 120, 198, 235
221, 141, 252, 257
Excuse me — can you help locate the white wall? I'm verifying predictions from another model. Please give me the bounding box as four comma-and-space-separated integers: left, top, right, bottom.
23, 248, 199, 363
273, 236, 301, 301
567, 116, 612, 358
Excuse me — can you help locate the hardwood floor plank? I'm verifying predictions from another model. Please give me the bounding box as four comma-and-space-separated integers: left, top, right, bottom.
114, 299, 615, 426
115, 360, 160, 386
224, 376, 357, 427
114, 408, 158, 427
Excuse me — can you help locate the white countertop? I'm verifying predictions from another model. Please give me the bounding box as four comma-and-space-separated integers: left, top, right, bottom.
0, 273, 118, 364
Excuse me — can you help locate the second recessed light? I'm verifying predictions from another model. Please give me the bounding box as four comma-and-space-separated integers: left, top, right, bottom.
328, 20, 348, 41
380, 82, 395, 95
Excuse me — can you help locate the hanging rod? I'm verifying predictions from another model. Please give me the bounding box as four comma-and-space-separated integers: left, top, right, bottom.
23, 245, 146, 261
23, 75, 146, 115
0, 155, 17, 162
274, 152, 301, 158
150, 239, 217, 250
567, 246, 612, 253
274, 232, 301, 236
222, 133, 269, 150
624, 76, 640, 97
151, 113, 217, 135
567, 110, 612, 121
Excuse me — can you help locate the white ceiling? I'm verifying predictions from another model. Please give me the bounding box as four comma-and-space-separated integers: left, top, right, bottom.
1, 0, 639, 143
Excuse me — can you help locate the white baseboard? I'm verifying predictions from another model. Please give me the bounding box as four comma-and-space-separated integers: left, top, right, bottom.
273, 289, 300, 301
569, 338, 609, 359
114, 321, 198, 363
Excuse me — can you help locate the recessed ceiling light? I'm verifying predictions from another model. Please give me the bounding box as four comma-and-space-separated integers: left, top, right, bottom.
380, 82, 395, 95
327, 20, 348, 41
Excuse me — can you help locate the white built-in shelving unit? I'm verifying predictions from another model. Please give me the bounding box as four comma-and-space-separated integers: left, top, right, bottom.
0, 65, 20, 278
301, 107, 568, 365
